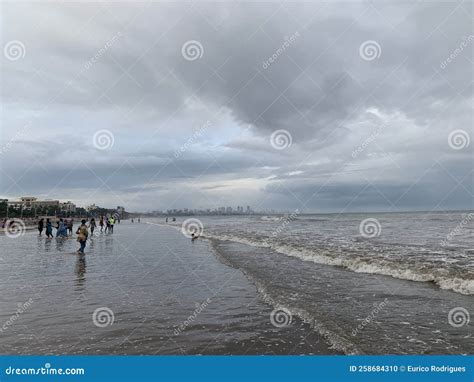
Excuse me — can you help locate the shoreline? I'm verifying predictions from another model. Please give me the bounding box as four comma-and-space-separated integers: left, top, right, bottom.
146, 221, 356, 354
0, 221, 338, 355
1, 218, 471, 355
144, 221, 341, 354
208, 239, 359, 355
144, 220, 473, 296
144, 218, 472, 354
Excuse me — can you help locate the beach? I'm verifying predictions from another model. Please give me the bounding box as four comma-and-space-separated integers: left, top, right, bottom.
0, 212, 472, 355
0, 220, 334, 355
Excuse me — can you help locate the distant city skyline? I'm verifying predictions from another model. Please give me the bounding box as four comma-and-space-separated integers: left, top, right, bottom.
1, 193, 473, 215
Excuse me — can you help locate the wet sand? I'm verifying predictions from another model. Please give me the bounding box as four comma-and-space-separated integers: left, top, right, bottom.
0, 221, 337, 355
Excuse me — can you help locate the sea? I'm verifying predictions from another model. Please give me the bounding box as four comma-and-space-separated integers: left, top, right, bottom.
0, 211, 472, 355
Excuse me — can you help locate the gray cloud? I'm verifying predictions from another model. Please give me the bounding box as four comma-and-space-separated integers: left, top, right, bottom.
1, 1, 472, 212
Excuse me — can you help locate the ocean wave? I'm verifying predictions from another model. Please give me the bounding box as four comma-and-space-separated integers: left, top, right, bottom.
260, 216, 281, 221
255, 287, 362, 355
203, 232, 474, 296
145, 221, 473, 295
209, 242, 362, 355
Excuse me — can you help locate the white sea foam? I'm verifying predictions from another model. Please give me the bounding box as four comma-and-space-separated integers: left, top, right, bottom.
203, 231, 474, 296
145, 221, 474, 295
260, 216, 281, 222
248, 270, 362, 355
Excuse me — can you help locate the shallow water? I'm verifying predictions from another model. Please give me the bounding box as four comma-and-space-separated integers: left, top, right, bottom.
1, 213, 472, 355
0, 222, 333, 355
158, 211, 473, 354
212, 240, 473, 354
179, 212, 474, 294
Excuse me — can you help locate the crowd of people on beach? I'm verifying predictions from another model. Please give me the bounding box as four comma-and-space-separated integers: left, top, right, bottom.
35, 215, 120, 239
35, 215, 120, 253
2, 214, 201, 249
1, 215, 122, 254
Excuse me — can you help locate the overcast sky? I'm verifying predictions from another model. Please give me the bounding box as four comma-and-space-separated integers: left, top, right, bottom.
1, 0, 472, 213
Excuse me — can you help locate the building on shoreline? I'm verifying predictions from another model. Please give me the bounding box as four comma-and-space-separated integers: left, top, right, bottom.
6, 197, 76, 212
1, 196, 128, 220
60, 201, 76, 213
7, 197, 60, 209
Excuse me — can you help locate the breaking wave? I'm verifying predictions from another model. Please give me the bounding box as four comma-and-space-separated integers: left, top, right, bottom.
145, 221, 473, 295
204, 232, 474, 296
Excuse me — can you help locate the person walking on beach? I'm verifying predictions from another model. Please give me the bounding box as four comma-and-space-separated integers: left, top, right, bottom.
105, 216, 110, 233
45, 218, 54, 238
89, 218, 96, 236
76, 219, 89, 254
67, 219, 74, 236
56, 219, 68, 237
37, 218, 44, 236
108, 216, 115, 234
99, 216, 104, 232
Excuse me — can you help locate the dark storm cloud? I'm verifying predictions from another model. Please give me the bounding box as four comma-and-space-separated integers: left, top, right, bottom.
1, 1, 472, 212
